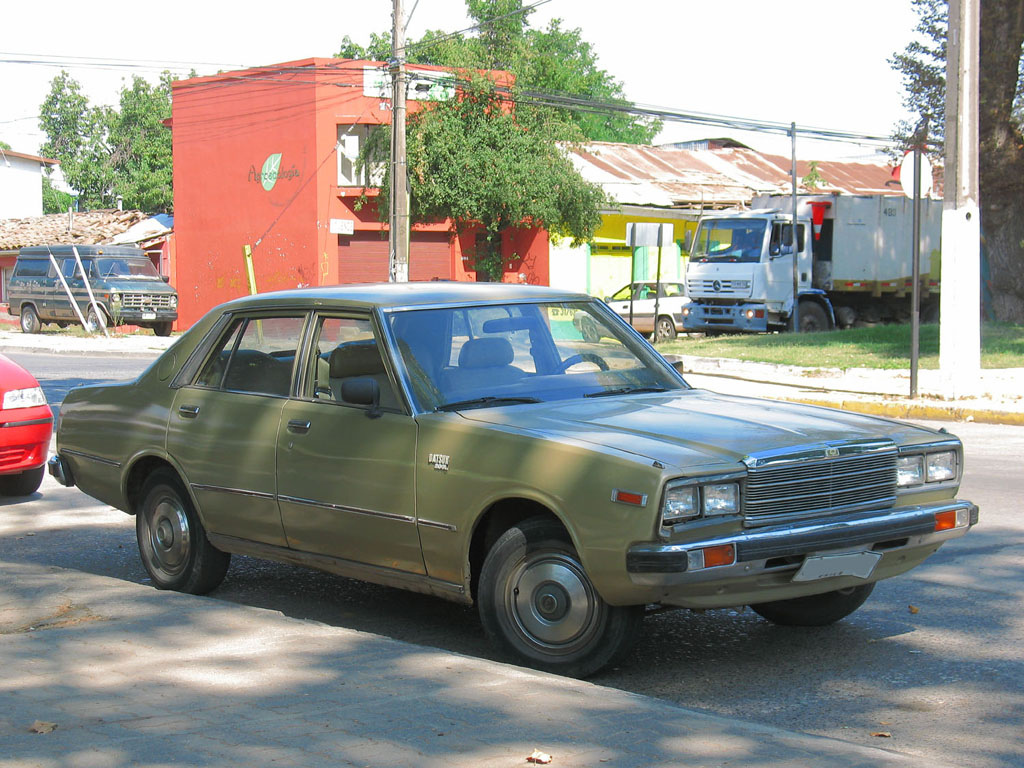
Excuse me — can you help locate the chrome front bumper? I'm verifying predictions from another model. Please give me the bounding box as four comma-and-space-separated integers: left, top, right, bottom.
626, 500, 978, 586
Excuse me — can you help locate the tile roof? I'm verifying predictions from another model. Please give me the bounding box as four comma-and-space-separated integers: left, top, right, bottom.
0, 209, 151, 252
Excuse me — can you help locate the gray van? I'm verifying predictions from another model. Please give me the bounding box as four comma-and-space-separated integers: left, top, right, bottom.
7, 245, 178, 336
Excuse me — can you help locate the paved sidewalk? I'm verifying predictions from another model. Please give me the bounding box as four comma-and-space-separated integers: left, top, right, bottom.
1, 557, 949, 768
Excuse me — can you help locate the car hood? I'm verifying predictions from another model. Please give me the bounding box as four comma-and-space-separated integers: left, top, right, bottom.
103, 278, 176, 292
456, 389, 931, 470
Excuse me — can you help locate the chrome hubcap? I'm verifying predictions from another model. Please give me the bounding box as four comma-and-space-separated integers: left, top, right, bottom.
510, 552, 599, 649
146, 497, 190, 576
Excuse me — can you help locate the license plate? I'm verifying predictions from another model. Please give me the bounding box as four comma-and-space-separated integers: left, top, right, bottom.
792, 550, 881, 582
142, 312, 157, 320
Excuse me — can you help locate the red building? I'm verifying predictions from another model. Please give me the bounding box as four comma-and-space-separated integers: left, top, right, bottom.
171, 58, 550, 328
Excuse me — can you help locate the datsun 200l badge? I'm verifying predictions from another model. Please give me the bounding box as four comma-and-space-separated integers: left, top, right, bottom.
428, 453, 450, 472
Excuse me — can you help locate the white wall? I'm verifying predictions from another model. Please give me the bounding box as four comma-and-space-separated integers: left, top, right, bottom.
0, 153, 46, 218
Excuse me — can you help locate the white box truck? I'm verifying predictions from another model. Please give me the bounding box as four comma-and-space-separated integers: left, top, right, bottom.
681, 194, 942, 333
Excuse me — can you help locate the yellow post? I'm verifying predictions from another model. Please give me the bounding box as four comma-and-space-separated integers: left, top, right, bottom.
243, 245, 258, 295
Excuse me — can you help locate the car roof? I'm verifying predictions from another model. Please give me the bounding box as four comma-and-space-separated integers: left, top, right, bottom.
222, 282, 593, 311
19, 245, 146, 258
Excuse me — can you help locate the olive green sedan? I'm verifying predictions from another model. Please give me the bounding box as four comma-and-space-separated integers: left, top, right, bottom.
49, 283, 978, 677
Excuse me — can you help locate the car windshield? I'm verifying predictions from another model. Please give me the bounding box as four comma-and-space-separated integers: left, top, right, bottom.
692, 219, 767, 263
94, 257, 162, 279
388, 300, 686, 411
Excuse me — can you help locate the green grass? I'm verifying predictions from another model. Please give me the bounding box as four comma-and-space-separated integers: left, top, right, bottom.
658, 323, 1024, 370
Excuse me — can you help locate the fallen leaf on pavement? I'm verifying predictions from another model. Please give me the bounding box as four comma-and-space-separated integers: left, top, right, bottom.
871, 732, 892, 738
30, 721, 57, 734
527, 749, 553, 764
908, 605, 920, 614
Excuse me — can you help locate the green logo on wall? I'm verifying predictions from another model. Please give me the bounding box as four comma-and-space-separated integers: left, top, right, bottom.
261, 153, 282, 191
248, 153, 300, 191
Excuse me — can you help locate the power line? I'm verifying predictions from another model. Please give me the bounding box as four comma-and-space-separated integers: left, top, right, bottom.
404, 0, 552, 55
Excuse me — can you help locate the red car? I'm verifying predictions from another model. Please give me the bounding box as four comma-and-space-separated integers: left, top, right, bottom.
0, 353, 53, 496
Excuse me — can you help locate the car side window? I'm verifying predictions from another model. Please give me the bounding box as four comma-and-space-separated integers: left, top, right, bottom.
195, 315, 304, 397
309, 316, 400, 410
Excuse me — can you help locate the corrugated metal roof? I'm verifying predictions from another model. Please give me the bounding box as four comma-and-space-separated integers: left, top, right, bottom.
0, 209, 152, 252
569, 142, 909, 209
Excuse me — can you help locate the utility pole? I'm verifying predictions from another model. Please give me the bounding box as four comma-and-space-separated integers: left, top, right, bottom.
790, 122, 800, 332
389, 0, 410, 283
939, 0, 981, 394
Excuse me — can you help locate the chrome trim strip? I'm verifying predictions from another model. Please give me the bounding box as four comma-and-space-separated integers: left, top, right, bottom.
417, 519, 457, 532
628, 500, 977, 579
0, 416, 54, 428
62, 448, 121, 468
277, 494, 415, 524
191, 484, 277, 501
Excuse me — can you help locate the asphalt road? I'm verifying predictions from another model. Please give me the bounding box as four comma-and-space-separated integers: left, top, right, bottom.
5, 352, 1022, 768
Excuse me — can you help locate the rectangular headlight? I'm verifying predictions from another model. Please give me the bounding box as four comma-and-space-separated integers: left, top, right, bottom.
3, 386, 47, 410
897, 455, 924, 487
703, 483, 739, 516
926, 451, 957, 483
661, 483, 699, 524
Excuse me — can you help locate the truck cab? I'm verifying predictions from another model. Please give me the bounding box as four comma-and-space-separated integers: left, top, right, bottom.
682, 211, 831, 333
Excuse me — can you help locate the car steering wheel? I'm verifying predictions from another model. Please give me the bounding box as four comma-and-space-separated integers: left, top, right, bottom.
558, 352, 610, 372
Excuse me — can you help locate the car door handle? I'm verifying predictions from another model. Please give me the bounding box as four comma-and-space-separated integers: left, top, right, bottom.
178, 405, 201, 418
287, 419, 311, 434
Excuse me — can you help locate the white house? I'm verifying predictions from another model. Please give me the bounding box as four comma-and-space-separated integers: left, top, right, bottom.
0, 148, 58, 219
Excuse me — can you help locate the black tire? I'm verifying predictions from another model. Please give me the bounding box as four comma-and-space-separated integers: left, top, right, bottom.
478, 517, 642, 677
0, 466, 45, 497
152, 321, 173, 337
750, 583, 875, 627
135, 469, 229, 594
798, 301, 829, 333
84, 306, 107, 333
20, 305, 41, 334
655, 315, 677, 341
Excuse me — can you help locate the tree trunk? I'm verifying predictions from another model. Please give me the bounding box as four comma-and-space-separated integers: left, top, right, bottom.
979, 0, 1024, 322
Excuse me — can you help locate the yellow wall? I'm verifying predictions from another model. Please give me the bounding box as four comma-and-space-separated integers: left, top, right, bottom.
550, 211, 699, 298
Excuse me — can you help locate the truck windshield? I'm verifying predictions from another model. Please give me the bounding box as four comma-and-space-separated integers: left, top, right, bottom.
94, 258, 162, 279
692, 220, 767, 263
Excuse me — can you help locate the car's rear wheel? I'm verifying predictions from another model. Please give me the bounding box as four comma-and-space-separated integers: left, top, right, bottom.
20, 305, 41, 334
0, 467, 44, 496
136, 469, 229, 594
478, 517, 642, 677
750, 583, 875, 626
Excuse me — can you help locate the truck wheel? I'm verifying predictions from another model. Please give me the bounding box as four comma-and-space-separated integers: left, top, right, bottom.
84, 306, 107, 333
0, 467, 45, 496
655, 315, 678, 340
20, 305, 41, 334
478, 517, 642, 677
750, 583, 875, 626
798, 301, 829, 332
152, 321, 173, 337
136, 469, 230, 594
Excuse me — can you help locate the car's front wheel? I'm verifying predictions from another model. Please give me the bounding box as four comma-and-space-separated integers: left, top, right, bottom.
750, 583, 875, 626
136, 469, 229, 594
478, 517, 642, 677
0, 467, 44, 496
655, 314, 677, 340
84, 306, 107, 333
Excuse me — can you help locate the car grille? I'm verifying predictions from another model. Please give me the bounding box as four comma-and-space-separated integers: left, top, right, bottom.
687, 279, 744, 295
743, 442, 898, 527
120, 292, 175, 310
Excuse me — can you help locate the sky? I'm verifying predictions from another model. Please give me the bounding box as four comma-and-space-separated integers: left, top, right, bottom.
0, 0, 921, 162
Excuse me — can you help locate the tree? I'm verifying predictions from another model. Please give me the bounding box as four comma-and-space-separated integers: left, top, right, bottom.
362, 76, 605, 280
337, 0, 659, 144
891, 0, 1024, 322
39, 71, 174, 213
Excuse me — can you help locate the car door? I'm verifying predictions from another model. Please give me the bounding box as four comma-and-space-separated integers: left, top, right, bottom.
276, 313, 423, 574
166, 313, 305, 547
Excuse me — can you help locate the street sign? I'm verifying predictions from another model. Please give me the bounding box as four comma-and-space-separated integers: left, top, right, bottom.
900, 152, 933, 199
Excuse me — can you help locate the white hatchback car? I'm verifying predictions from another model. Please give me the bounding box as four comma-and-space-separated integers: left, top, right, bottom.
604, 281, 690, 339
